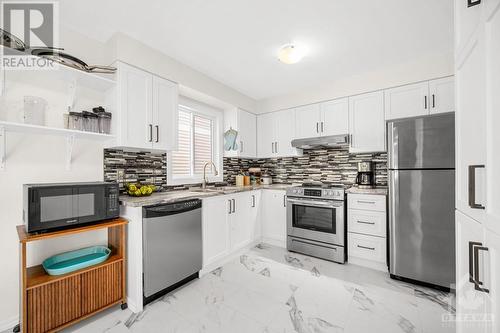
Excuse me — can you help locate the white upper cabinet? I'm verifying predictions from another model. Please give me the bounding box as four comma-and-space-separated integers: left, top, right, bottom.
384, 77, 455, 120
295, 104, 321, 139
294, 98, 348, 139
348, 91, 385, 153
429, 77, 455, 115
152, 76, 178, 151
276, 109, 299, 157
321, 98, 349, 136
257, 110, 301, 158
114, 61, 178, 151
257, 112, 275, 158
115, 62, 153, 150
224, 108, 257, 158
384, 82, 429, 120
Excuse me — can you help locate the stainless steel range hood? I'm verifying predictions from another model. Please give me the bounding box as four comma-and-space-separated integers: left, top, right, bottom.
291, 134, 350, 149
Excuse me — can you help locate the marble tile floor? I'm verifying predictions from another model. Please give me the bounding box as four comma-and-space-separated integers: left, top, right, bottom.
4, 244, 456, 333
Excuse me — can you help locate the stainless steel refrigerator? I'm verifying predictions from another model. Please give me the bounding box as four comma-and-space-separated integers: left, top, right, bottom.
388, 112, 455, 289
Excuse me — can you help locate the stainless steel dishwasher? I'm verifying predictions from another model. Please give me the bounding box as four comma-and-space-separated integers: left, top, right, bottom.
142, 199, 202, 304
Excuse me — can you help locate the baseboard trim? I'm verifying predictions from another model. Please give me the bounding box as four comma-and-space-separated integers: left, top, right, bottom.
261, 237, 286, 248
0, 315, 19, 332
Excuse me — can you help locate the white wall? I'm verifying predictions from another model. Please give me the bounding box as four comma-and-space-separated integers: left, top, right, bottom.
107, 33, 257, 113
257, 51, 454, 113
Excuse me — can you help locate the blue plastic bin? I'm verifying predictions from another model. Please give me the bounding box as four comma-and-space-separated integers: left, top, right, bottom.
42, 246, 111, 276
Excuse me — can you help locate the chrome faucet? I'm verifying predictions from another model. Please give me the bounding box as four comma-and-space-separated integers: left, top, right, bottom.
202, 161, 219, 189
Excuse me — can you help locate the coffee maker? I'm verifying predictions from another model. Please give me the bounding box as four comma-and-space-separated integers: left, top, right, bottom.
356, 161, 375, 188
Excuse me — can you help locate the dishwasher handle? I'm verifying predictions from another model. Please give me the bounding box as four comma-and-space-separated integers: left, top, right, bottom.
143, 199, 202, 218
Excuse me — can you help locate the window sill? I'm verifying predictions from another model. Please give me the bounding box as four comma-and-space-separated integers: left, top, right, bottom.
167, 175, 223, 186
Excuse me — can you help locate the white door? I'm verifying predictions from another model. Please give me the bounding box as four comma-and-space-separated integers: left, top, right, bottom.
257, 112, 276, 158
152, 76, 178, 151
230, 193, 254, 251
456, 31, 486, 223
485, 1, 500, 235
384, 81, 429, 120
249, 191, 262, 240
117, 62, 153, 150
429, 77, 455, 115
485, 228, 500, 333
238, 109, 257, 158
455, 0, 484, 53
295, 104, 321, 139
202, 197, 230, 267
456, 211, 490, 333
261, 190, 287, 246
348, 91, 386, 153
276, 109, 298, 157
320, 98, 349, 136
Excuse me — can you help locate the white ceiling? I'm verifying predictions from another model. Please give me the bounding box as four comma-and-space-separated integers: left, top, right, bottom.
60, 0, 453, 100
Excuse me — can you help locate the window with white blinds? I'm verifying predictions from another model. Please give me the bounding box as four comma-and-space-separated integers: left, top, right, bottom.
169, 99, 220, 183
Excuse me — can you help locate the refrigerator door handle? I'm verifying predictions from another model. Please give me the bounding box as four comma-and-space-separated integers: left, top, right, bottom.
387, 122, 398, 169
388, 170, 399, 273
468, 165, 485, 209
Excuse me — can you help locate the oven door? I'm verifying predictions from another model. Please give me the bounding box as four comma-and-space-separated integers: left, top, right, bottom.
27, 185, 107, 232
286, 197, 344, 246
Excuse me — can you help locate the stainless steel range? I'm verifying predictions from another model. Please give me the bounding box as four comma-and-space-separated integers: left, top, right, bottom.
286, 184, 346, 263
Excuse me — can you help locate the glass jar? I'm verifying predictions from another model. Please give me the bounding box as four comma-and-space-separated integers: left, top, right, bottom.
82, 111, 98, 132
97, 112, 112, 134
68, 112, 82, 131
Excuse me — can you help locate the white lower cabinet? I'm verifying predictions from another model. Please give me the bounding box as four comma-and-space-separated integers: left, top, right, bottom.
202, 191, 261, 269
456, 210, 491, 333
261, 189, 287, 247
202, 195, 231, 267
347, 193, 387, 271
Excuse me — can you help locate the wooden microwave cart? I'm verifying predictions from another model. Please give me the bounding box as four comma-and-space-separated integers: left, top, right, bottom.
15, 218, 128, 333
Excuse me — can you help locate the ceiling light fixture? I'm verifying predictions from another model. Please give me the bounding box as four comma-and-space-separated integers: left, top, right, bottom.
278, 44, 307, 64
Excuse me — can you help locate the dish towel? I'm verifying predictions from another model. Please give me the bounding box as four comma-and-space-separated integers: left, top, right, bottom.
224, 127, 239, 151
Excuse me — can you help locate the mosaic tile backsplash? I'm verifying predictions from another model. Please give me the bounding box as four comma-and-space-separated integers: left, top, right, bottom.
104, 145, 387, 192
223, 145, 387, 186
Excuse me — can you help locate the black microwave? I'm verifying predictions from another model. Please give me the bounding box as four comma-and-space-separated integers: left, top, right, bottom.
23, 182, 120, 233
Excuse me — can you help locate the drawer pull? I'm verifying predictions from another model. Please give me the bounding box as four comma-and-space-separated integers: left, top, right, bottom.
357, 245, 375, 251
357, 220, 375, 225
357, 200, 375, 204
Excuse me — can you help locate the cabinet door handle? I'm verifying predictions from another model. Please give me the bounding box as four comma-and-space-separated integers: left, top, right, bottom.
240, 141, 243, 153
148, 124, 153, 142
349, 134, 354, 148
252, 195, 255, 207
357, 220, 375, 225
321, 122, 324, 133
469, 241, 483, 283
271, 142, 274, 154
316, 122, 319, 133
275, 141, 278, 153
228, 200, 232, 214
468, 165, 485, 209
432, 94, 436, 108
473, 244, 490, 293
357, 245, 375, 251
283, 195, 286, 207
467, 0, 481, 8
357, 200, 375, 204
155, 125, 159, 143
424, 95, 428, 109
232, 199, 236, 213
